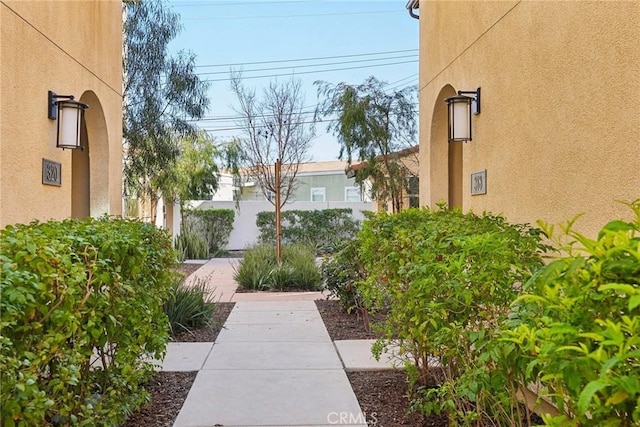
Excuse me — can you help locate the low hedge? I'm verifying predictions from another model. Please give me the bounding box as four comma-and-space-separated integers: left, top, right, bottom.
0, 217, 175, 426
256, 208, 361, 255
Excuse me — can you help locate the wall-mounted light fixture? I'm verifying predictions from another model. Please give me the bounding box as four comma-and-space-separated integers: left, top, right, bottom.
48, 91, 88, 150
445, 87, 480, 142
405, 0, 419, 19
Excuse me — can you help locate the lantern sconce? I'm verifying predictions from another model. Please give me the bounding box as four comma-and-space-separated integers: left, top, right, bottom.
48, 91, 88, 150
445, 87, 481, 143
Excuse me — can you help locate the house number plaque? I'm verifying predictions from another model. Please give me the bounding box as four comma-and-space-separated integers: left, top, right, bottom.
42, 159, 62, 186
471, 170, 486, 195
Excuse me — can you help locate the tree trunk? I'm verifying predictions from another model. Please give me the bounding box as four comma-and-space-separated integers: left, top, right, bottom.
275, 159, 282, 264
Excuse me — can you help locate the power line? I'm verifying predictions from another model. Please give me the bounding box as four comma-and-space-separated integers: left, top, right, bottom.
196, 54, 417, 76
200, 118, 336, 133
182, 10, 402, 21
173, 1, 321, 7
195, 49, 418, 68
203, 59, 418, 83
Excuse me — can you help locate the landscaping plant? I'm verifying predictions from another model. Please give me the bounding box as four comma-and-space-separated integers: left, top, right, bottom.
175, 221, 210, 261
256, 208, 361, 255
163, 274, 217, 336
0, 217, 175, 426
502, 200, 640, 426
233, 244, 321, 291
182, 208, 234, 256
356, 206, 549, 425
321, 239, 367, 314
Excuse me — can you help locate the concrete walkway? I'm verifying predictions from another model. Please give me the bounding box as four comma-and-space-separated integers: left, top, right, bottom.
163, 258, 397, 427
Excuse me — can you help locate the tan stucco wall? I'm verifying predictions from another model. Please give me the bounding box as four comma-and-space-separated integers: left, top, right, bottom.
0, 0, 122, 227
418, 0, 640, 237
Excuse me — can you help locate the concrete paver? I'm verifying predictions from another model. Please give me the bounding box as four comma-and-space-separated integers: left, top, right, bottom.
203, 341, 343, 370
161, 343, 214, 372
215, 322, 332, 343
174, 369, 364, 426
334, 339, 404, 371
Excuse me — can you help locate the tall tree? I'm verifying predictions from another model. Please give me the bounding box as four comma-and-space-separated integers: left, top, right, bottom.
315, 76, 418, 213
123, 0, 210, 222
230, 73, 316, 260
157, 131, 220, 212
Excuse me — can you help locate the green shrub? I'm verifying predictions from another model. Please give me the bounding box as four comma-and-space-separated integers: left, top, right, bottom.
233, 244, 321, 291
256, 209, 360, 255
182, 208, 234, 255
232, 244, 275, 291
175, 221, 210, 261
501, 200, 640, 426
321, 239, 367, 313
0, 217, 175, 426
356, 206, 548, 424
164, 275, 216, 336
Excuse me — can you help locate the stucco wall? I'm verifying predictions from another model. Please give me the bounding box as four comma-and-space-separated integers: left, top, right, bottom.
418, 0, 640, 237
0, 0, 122, 227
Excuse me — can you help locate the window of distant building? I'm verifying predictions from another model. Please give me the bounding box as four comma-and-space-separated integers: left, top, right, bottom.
408, 176, 419, 208
344, 186, 362, 202
311, 187, 326, 202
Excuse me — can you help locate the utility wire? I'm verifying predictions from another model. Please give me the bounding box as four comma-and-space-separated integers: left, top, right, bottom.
196, 54, 417, 76
182, 10, 402, 20
195, 49, 418, 68
203, 59, 418, 83
200, 118, 337, 133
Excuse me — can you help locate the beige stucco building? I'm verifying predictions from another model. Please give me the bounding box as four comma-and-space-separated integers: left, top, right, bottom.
0, 1, 123, 227
412, 1, 639, 236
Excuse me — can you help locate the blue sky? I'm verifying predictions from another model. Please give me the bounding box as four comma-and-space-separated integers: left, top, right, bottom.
166, 0, 419, 161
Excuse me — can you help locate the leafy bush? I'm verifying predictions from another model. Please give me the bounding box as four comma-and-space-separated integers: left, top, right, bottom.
234, 244, 321, 291
0, 217, 175, 426
502, 200, 640, 426
182, 208, 234, 255
356, 206, 548, 424
164, 274, 216, 336
321, 239, 367, 313
256, 208, 360, 255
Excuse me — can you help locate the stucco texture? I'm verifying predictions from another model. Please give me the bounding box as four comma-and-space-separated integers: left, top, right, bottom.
0, 0, 122, 227
418, 1, 640, 237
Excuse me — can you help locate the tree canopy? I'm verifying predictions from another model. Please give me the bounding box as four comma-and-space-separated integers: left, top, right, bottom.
231, 73, 316, 208
123, 0, 211, 220
315, 76, 418, 212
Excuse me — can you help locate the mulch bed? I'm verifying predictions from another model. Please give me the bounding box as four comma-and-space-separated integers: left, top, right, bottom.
122, 371, 197, 427
316, 299, 448, 427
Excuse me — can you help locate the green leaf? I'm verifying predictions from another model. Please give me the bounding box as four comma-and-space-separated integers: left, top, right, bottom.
577, 380, 608, 414
606, 390, 628, 406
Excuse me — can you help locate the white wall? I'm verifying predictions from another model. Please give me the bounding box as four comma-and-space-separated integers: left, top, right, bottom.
187, 200, 374, 250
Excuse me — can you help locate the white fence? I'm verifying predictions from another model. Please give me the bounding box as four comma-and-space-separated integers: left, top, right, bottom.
184, 200, 374, 250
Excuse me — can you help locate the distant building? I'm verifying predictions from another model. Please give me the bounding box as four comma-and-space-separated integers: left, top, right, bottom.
350, 146, 419, 213
239, 160, 372, 204
0, 1, 123, 227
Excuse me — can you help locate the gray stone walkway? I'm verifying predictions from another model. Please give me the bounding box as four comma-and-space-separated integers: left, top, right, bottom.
163, 258, 399, 427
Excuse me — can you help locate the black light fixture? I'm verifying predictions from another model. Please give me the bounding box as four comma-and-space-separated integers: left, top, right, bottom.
48, 91, 88, 150
445, 87, 481, 142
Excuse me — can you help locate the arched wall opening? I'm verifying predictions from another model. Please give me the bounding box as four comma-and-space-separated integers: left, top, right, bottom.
429, 84, 463, 209
71, 122, 90, 218
76, 91, 109, 218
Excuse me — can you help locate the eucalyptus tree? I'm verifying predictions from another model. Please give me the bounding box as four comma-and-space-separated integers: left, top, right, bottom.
315, 76, 418, 213
123, 0, 210, 222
